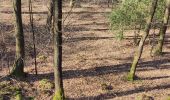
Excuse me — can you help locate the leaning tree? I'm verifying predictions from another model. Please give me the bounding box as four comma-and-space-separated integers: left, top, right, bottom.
110, 0, 168, 81
128, 0, 170, 81
127, 0, 158, 81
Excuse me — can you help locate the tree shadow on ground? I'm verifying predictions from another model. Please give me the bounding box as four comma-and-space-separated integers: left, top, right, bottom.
64, 36, 113, 42
23, 58, 170, 100
64, 26, 90, 32
63, 58, 170, 79
67, 83, 170, 100
141, 75, 170, 80
27, 58, 170, 82
63, 35, 170, 43
70, 22, 108, 26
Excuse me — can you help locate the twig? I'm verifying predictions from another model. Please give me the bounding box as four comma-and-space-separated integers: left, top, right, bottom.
63, 4, 74, 25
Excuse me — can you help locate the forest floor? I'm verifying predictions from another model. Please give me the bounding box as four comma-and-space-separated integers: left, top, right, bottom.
1, 0, 170, 100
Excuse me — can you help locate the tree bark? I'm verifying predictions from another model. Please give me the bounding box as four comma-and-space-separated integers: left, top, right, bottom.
47, 0, 54, 29
11, 0, 25, 77
70, 0, 80, 7
153, 0, 170, 55
29, 0, 37, 75
70, 0, 74, 7
127, 0, 158, 81
53, 0, 65, 99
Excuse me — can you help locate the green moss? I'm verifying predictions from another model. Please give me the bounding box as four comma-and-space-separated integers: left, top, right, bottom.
53, 89, 64, 100
0, 81, 10, 89
167, 97, 170, 100
15, 91, 22, 100
136, 94, 153, 100
101, 83, 108, 90
127, 73, 140, 82
101, 83, 113, 91
0, 80, 21, 99
38, 55, 47, 61
9, 86, 20, 92
38, 79, 54, 91
128, 56, 139, 82
153, 48, 163, 56
0, 96, 3, 100
127, 73, 134, 81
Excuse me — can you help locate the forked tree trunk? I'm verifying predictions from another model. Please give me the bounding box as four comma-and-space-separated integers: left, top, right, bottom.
127, 0, 158, 81
11, 0, 25, 77
153, 0, 170, 55
53, 0, 65, 99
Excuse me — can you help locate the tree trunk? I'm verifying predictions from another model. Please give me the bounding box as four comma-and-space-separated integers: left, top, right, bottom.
127, 0, 158, 81
53, 0, 65, 99
70, 0, 80, 7
47, 0, 54, 29
11, 0, 25, 77
70, 0, 74, 7
29, 0, 37, 75
153, 0, 170, 55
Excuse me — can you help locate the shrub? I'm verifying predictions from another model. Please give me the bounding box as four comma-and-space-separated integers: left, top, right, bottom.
109, 0, 165, 40
38, 79, 54, 91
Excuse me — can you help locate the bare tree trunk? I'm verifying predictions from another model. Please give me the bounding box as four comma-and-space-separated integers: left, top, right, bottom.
153, 0, 170, 55
70, 0, 80, 7
70, 0, 74, 7
127, 0, 158, 81
53, 0, 65, 99
11, 0, 25, 77
29, 0, 37, 75
108, 0, 115, 8
47, 0, 54, 29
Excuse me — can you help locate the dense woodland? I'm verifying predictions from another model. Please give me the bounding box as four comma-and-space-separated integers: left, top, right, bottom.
1, 0, 170, 99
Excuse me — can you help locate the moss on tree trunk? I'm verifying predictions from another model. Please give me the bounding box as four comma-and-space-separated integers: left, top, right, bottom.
53, 0, 65, 99
53, 89, 64, 100
11, 58, 25, 77
127, 0, 158, 81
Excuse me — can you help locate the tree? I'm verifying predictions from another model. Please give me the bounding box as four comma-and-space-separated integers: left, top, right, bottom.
153, 0, 170, 55
127, 0, 158, 81
29, 0, 37, 75
69, 0, 80, 7
69, 0, 75, 7
53, 0, 65, 99
109, 0, 151, 40
11, 0, 25, 77
109, 0, 165, 40
47, 0, 54, 29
